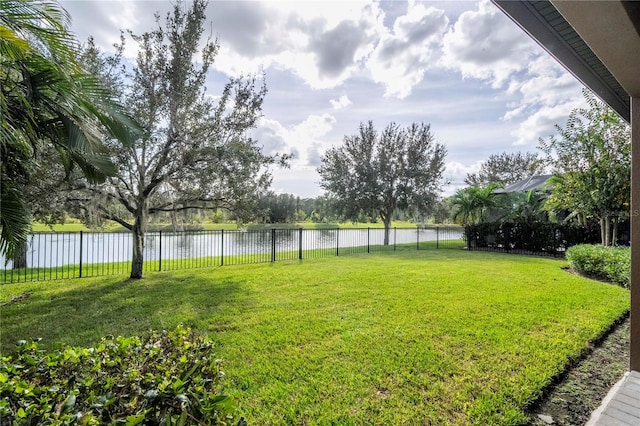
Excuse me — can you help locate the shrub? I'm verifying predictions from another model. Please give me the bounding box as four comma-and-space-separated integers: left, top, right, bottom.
566, 244, 630, 288
465, 222, 601, 254
0, 325, 244, 425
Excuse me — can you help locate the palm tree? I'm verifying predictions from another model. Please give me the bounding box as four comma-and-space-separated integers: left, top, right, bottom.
1, 0, 138, 258
451, 184, 500, 225
506, 190, 548, 223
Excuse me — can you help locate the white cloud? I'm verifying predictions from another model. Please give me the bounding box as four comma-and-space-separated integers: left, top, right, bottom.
503, 57, 585, 146
255, 112, 340, 197
511, 58, 582, 107
441, 0, 536, 88
511, 101, 582, 146
210, 1, 454, 97
210, 2, 385, 89
445, 160, 481, 183
62, 0, 170, 57
330, 95, 352, 110
60, 1, 591, 199
367, 2, 449, 98
442, 160, 482, 195
438, 0, 585, 148
254, 113, 337, 167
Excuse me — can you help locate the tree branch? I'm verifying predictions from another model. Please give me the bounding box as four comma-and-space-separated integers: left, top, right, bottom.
149, 198, 228, 214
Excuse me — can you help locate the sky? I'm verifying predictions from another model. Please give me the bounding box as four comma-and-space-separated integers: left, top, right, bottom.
59, 0, 587, 198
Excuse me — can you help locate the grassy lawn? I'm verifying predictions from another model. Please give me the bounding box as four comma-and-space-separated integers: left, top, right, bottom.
30, 222, 240, 232
0, 250, 629, 425
30, 220, 435, 233
1, 240, 465, 284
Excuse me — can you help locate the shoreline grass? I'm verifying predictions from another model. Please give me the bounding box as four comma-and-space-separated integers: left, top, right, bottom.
0, 250, 628, 424
1, 239, 465, 284
31, 221, 460, 233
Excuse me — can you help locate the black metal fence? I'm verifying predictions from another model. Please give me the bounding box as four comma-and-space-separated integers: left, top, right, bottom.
1, 226, 464, 283
464, 222, 602, 256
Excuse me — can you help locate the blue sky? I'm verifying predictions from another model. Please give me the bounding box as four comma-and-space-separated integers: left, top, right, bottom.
60, 0, 587, 197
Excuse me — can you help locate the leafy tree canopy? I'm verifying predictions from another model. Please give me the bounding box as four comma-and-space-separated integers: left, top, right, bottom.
539, 89, 630, 246
465, 151, 544, 187
318, 121, 447, 244
55, 0, 287, 278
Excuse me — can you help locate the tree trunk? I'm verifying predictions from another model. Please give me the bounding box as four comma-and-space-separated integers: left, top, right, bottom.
600, 216, 613, 246
171, 209, 179, 232
12, 242, 27, 269
130, 211, 148, 279
382, 216, 391, 246
612, 219, 619, 246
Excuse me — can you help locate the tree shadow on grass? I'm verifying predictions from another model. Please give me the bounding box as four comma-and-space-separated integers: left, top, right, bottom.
0, 272, 246, 352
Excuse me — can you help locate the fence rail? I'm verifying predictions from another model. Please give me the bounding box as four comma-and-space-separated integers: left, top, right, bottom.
1, 226, 464, 283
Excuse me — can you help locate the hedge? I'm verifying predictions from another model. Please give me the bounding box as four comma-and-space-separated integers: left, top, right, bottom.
566, 244, 630, 288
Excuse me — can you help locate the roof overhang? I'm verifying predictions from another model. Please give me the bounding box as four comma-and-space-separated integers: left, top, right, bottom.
493, 0, 640, 124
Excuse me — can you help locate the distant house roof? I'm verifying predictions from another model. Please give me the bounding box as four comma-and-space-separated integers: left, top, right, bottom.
493, 175, 554, 194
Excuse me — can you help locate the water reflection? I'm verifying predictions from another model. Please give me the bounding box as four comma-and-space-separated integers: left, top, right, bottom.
1, 228, 462, 270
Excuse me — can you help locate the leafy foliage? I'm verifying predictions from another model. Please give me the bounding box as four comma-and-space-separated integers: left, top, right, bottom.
450, 184, 500, 225
0, 325, 242, 425
539, 89, 630, 246
465, 151, 544, 186
466, 221, 601, 254
0, 0, 138, 259
502, 190, 549, 223
257, 192, 305, 223
318, 121, 447, 244
60, 0, 285, 278
566, 244, 630, 288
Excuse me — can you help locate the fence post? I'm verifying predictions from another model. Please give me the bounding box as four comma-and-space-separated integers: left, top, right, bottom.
436, 227, 440, 249
159, 231, 163, 271
299, 228, 303, 260
394, 227, 397, 251
336, 228, 339, 257
367, 227, 370, 253
416, 226, 420, 250
79, 231, 83, 278
271, 228, 276, 262
221, 229, 224, 266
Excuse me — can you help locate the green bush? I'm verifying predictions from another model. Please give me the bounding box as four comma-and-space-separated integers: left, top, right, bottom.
566, 244, 630, 288
0, 325, 244, 425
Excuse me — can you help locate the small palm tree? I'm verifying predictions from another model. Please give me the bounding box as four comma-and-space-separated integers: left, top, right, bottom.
507, 190, 548, 223
451, 184, 500, 225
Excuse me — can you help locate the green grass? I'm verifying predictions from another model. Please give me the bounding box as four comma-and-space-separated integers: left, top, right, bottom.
291, 220, 421, 229
30, 222, 241, 232
0, 250, 629, 425
1, 240, 465, 284
31, 220, 443, 233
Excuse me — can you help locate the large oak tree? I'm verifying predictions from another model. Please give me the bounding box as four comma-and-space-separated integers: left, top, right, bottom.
65, 0, 286, 278
318, 121, 447, 244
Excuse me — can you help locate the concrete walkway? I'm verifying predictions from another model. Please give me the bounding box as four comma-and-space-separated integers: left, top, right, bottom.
586, 371, 640, 426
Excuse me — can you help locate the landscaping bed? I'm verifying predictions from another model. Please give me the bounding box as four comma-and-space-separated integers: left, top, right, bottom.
529, 316, 629, 425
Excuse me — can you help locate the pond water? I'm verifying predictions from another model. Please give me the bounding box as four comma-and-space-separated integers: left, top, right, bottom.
1, 227, 463, 270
